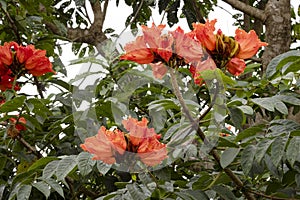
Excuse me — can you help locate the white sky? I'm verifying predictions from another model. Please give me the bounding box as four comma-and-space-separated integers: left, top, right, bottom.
58, 0, 299, 80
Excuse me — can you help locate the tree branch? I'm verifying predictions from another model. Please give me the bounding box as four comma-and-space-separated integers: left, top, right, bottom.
221, 0, 266, 22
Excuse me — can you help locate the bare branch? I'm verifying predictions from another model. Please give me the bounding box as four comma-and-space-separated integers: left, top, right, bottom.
221, 0, 266, 22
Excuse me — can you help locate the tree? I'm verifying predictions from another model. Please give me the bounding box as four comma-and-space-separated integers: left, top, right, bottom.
0, 0, 300, 199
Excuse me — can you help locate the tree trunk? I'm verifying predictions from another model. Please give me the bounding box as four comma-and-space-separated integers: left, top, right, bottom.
262, 0, 291, 71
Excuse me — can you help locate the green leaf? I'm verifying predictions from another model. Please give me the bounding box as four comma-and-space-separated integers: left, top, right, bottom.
241, 145, 256, 176
126, 183, 147, 200
55, 156, 77, 181
192, 172, 213, 190
273, 99, 288, 115
77, 152, 96, 176
283, 57, 300, 74
252, 97, 274, 112
271, 135, 289, 167
236, 125, 265, 142
255, 139, 274, 164
32, 181, 50, 199
96, 160, 111, 175
228, 107, 244, 130
237, 105, 254, 115
176, 189, 209, 200
276, 95, 300, 105
27, 157, 59, 172
220, 148, 240, 168
43, 178, 64, 198
43, 160, 59, 179
0, 96, 26, 112
212, 185, 236, 200
16, 185, 32, 200
266, 50, 300, 78
286, 136, 300, 166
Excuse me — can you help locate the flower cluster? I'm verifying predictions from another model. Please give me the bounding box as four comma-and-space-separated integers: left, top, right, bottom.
0, 41, 55, 92
80, 117, 167, 166
120, 19, 267, 84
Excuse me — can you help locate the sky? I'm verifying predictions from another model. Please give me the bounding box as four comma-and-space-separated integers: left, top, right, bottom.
58, 0, 300, 80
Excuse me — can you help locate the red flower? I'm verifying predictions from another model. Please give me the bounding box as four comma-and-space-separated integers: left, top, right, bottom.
0, 70, 20, 91
171, 26, 203, 63
16, 45, 35, 64
25, 49, 54, 76
0, 61, 9, 76
150, 62, 168, 79
120, 36, 155, 64
156, 35, 173, 62
235, 29, 268, 59
10, 117, 26, 131
80, 126, 127, 164
0, 42, 15, 66
193, 19, 217, 51
226, 57, 246, 76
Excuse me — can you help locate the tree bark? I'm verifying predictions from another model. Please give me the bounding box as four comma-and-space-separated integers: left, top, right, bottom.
222, 0, 291, 72
262, 0, 291, 71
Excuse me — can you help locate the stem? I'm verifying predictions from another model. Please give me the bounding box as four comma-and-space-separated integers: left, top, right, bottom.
16, 135, 42, 158
34, 77, 44, 98
169, 69, 255, 200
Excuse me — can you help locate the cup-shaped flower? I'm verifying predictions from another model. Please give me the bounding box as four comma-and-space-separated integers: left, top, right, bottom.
80, 126, 127, 164
0, 71, 20, 91
16, 45, 35, 64
141, 23, 166, 49
149, 62, 168, 79
0, 42, 14, 66
25, 49, 54, 76
226, 57, 246, 76
190, 56, 217, 85
171, 26, 203, 63
137, 136, 168, 166
193, 19, 217, 51
120, 36, 155, 64
9, 117, 27, 131
235, 29, 268, 59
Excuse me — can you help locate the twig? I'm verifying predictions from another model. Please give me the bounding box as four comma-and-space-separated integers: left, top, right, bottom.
34, 77, 44, 99
16, 135, 42, 158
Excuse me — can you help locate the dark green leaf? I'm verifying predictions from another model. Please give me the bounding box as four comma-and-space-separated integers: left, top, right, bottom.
0, 96, 26, 112
220, 148, 240, 168
77, 152, 96, 176
212, 185, 236, 200
32, 181, 50, 199
271, 135, 289, 167
16, 185, 32, 200
255, 139, 274, 164
235, 125, 265, 142
55, 156, 77, 181
286, 136, 300, 166
241, 145, 256, 176
43, 178, 64, 198
27, 157, 59, 172
252, 97, 274, 112
228, 107, 244, 130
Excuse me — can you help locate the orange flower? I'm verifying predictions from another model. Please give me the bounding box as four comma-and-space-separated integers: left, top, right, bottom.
80, 126, 127, 164
226, 57, 246, 76
137, 137, 168, 166
141, 23, 166, 49
120, 36, 155, 64
0, 61, 9, 76
25, 49, 54, 76
235, 29, 268, 59
16, 45, 35, 64
193, 19, 217, 51
10, 117, 26, 131
150, 62, 168, 79
190, 56, 217, 85
122, 117, 167, 166
0, 42, 14, 66
156, 35, 173, 62
171, 26, 203, 63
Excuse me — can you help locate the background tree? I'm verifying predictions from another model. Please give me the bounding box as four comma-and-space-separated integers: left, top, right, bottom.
0, 0, 300, 199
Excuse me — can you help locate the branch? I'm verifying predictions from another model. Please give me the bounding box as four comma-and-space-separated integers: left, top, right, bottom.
169, 69, 255, 200
221, 0, 266, 22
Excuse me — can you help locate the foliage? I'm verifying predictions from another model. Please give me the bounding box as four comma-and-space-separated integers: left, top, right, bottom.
0, 0, 300, 200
